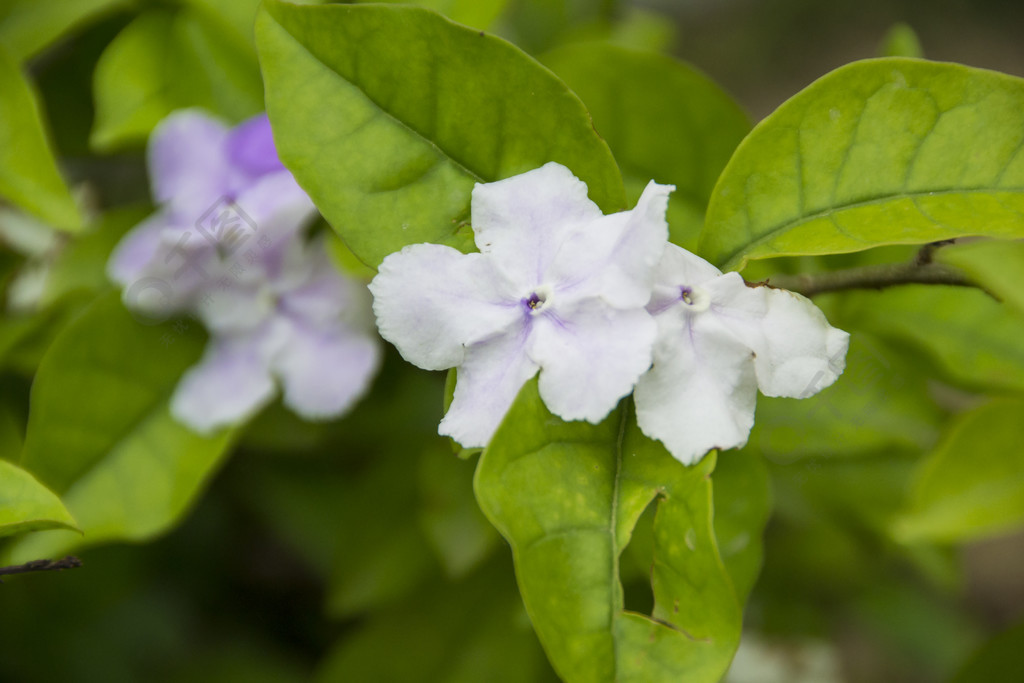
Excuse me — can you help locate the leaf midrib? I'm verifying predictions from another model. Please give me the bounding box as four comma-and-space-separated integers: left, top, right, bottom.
263, 4, 486, 186
716, 186, 1024, 270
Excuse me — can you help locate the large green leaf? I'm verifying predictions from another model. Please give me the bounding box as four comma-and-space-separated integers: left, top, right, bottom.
475, 379, 740, 683
7, 292, 233, 561
0, 460, 77, 538
352, 0, 509, 30
700, 58, 1024, 271
936, 239, 1024, 317
0, 0, 126, 62
542, 42, 749, 250
255, 0, 624, 268
841, 285, 1024, 394
893, 398, 1024, 543
0, 47, 82, 231
90, 5, 264, 151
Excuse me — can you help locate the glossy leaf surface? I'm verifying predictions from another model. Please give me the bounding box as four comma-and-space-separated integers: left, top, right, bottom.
256, 0, 624, 267
475, 379, 740, 683
701, 59, 1024, 270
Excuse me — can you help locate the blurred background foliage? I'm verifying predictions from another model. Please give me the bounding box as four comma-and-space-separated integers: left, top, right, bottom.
1, 0, 1023, 681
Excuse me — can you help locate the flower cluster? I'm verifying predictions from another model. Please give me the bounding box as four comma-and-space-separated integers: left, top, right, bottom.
370, 163, 848, 464
109, 110, 380, 433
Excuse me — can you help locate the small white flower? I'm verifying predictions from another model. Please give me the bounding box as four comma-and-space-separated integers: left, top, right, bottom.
370, 162, 673, 448
634, 244, 850, 465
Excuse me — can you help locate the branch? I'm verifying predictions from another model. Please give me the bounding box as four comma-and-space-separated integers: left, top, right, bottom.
0, 556, 82, 582
763, 245, 983, 298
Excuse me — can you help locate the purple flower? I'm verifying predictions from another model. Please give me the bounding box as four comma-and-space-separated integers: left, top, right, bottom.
369, 162, 673, 448
108, 110, 380, 433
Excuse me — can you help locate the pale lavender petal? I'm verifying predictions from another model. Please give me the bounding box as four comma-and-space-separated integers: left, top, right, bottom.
369, 243, 520, 371
226, 114, 285, 177
439, 321, 540, 448
527, 299, 656, 423
149, 110, 233, 221
107, 211, 174, 286
547, 181, 673, 309
634, 311, 758, 465
231, 169, 316, 239
279, 240, 373, 330
170, 329, 280, 434
195, 282, 274, 335
470, 162, 603, 289
273, 321, 381, 420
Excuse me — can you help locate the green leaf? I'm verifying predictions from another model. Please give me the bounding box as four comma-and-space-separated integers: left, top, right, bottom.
6, 292, 233, 561
893, 398, 1024, 543
352, 0, 509, 30
542, 42, 749, 250
90, 5, 264, 151
0, 0, 126, 62
0, 47, 82, 231
744, 333, 943, 460
255, 0, 624, 268
952, 620, 1024, 683
711, 450, 770, 604
700, 58, 1024, 271
474, 379, 740, 683
0, 460, 77, 538
936, 239, 1024, 317
879, 23, 923, 59
842, 285, 1024, 394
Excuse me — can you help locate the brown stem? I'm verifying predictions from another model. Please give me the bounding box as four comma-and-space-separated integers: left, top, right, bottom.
762, 243, 984, 298
0, 556, 82, 582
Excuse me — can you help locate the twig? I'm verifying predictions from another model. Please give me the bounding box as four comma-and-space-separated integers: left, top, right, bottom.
0, 556, 82, 582
764, 242, 983, 298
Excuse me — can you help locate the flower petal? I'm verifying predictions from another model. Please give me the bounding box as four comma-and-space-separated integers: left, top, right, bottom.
369, 243, 520, 371
231, 170, 316, 240
170, 328, 280, 434
274, 320, 381, 420
225, 113, 285, 177
634, 311, 758, 465
749, 287, 850, 398
439, 321, 540, 448
470, 162, 603, 289
701, 273, 849, 399
546, 180, 673, 309
528, 300, 656, 423
107, 211, 173, 286
149, 110, 233, 221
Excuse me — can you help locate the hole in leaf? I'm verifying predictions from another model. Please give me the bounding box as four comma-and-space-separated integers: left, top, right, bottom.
620, 496, 659, 615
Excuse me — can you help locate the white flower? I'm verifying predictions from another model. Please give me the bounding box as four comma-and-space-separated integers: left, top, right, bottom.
634, 243, 850, 464
369, 162, 673, 448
